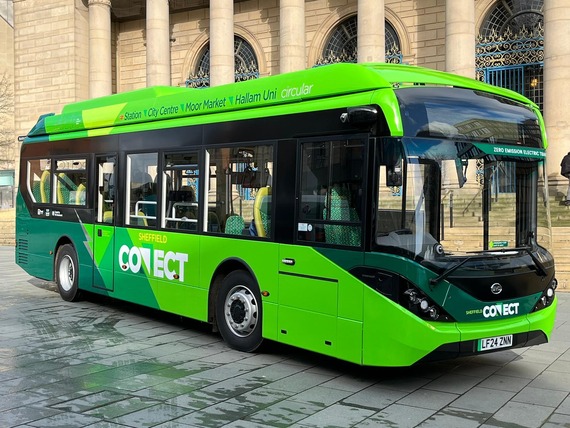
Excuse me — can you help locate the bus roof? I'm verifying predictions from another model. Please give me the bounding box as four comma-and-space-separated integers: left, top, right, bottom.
26, 63, 534, 141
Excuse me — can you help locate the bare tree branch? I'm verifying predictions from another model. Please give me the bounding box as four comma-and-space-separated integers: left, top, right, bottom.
0, 71, 13, 117
0, 71, 15, 167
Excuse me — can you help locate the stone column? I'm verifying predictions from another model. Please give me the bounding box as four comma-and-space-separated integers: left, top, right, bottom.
445, 0, 475, 78
280, 0, 305, 73
210, 0, 234, 86
357, 0, 384, 63
88, 0, 112, 98
146, 0, 171, 86
544, 0, 570, 181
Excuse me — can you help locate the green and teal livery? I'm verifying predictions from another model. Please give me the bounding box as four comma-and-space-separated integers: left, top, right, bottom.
16, 63, 557, 366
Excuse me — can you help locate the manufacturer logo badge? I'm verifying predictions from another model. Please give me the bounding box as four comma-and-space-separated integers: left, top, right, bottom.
490, 283, 503, 295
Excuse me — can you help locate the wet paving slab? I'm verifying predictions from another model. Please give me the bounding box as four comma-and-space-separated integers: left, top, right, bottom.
1, 246, 569, 427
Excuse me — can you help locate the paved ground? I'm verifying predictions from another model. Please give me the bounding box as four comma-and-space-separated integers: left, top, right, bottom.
1, 246, 570, 428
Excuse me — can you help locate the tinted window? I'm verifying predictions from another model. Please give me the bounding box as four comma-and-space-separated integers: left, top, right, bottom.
396, 87, 542, 147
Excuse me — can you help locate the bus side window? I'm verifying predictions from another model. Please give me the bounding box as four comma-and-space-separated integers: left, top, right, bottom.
162, 152, 200, 231
53, 159, 88, 206
27, 159, 51, 203
126, 153, 158, 227
206, 145, 274, 237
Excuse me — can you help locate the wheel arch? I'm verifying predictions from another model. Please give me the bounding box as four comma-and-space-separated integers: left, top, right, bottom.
207, 257, 258, 329
52, 235, 76, 281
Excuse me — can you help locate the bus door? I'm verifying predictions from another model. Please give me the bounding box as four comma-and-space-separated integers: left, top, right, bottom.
93, 156, 116, 291
277, 137, 367, 361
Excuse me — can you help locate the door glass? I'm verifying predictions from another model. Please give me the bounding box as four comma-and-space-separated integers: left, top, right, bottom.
297, 139, 364, 246
98, 158, 115, 224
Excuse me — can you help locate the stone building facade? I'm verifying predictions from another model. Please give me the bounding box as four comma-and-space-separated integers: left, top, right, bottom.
0, 2, 15, 216
3, 0, 570, 283
1, 2, 14, 171
4, 0, 570, 256
9, 0, 570, 184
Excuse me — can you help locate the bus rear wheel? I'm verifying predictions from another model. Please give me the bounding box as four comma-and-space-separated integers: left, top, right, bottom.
216, 270, 263, 352
55, 244, 81, 302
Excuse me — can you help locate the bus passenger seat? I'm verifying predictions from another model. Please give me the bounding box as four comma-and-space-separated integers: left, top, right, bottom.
137, 210, 148, 227
40, 170, 50, 203
75, 183, 86, 205
253, 186, 271, 237
225, 215, 244, 235
324, 184, 361, 246
32, 181, 41, 203
57, 173, 68, 204
103, 211, 113, 223
179, 185, 195, 201
57, 173, 77, 204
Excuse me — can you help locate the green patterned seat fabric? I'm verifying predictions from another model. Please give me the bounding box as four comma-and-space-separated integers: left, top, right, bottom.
260, 210, 271, 236
57, 173, 78, 204
32, 181, 41, 203
225, 215, 245, 235
323, 185, 361, 246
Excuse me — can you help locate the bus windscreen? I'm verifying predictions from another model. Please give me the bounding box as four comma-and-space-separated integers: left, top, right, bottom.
395, 87, 542, 147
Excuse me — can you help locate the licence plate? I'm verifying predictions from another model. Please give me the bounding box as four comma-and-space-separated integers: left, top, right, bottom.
477, 334, 513, 351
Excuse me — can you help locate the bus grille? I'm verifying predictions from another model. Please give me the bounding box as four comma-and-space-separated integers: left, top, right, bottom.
17, 239, 29, 265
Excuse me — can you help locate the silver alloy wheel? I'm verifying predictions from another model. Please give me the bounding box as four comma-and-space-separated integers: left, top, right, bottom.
224, 285, 258, 337
58, 254, 75, 292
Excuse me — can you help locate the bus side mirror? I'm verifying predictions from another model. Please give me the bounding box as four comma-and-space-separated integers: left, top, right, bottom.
340, 106, 378, 127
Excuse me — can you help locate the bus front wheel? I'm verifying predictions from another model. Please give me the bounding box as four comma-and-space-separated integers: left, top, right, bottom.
55, 244, 81, 302
216, 270, 263, 352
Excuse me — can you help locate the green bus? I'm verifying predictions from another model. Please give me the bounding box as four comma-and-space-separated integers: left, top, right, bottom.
16, 63, 557, 367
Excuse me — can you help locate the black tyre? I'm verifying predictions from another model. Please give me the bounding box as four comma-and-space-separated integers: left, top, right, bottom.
55, 244, 81, 302
216, 270, 263, 352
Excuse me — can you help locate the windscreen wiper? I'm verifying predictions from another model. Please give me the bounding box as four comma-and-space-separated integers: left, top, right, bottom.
429, 254, 488, 287
470, 246, 548, 277
517, 246, 548, 277
430, 247, 548, 288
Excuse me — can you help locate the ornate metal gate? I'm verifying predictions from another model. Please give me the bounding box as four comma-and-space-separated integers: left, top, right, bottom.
476, 25, 544, 111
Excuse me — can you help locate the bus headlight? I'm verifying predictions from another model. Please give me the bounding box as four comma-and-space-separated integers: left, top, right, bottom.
402, 286, 453, 322
427, 307, 438, 320
533, 277, 557, 312
350, 267, 454, 322
404, 289, 420, 304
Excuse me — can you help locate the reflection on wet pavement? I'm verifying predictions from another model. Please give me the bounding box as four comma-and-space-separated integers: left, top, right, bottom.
1, 247, 569, 427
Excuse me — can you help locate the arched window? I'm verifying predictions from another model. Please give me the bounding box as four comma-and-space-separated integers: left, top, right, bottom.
186, 36, 259, 88
477, 0, 543, 110
480, 0, 543, 37
322, 15, 358, 63
385, 21, 400, 51
317, 15, 402, 65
